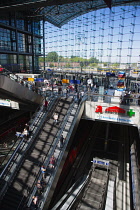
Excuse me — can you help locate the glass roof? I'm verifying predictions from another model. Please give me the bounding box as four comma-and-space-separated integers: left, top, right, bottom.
0, 0, 140, 28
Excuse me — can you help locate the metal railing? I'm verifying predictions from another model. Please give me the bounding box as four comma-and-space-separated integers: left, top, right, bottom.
51, 166, 93, 210
25, 98, 84, 209
1, 68, 44, 97
85, 91, 140, 106
0, 96, 58, 200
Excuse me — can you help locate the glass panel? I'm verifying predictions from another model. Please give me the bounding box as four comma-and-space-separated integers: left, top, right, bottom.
16, 19, 24, 30
0, 28, 11, 51
0, 54, 19, 72
19, 55, 32, 73
34, 37, 41, 54
18, 32, 25, 52
33, 21, 41, 35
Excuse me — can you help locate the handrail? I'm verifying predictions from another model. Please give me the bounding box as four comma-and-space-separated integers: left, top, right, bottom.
35, 100, 84, 209
81, 91, 140, 106
12, 96, 60, 209
0, 96, 58, 201
52, 167, 93, 210
0, 138, 25, 179
0, 96, 44, 168
1, 68, 44, 97
25, 99, 77, 208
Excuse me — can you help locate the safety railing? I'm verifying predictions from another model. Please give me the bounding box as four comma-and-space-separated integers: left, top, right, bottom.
26, 98, 85, 209
0, 96, 58, 200
25, 100, 76, 204
86, 91, 140, 106
24, 99, 80, 208
51, 167, 93, 210
130, 142, 140, 210
0, 95, 44, 169
1, 68, 44, 97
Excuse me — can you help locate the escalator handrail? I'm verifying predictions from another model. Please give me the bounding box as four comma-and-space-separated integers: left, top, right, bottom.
0, 96, 58, 188
13, 97, 61, 208
51, 168, 93, 210
29, 99, 85, 209
26, 99, 78, 208
0, 96, 44, 168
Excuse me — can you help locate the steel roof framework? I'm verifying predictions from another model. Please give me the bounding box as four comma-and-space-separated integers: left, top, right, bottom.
0, 0, 140, 27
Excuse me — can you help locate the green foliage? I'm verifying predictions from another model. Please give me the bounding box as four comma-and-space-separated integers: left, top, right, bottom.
112, 63, 119, 67
39, 56, 44, 62
103, 62, 108, 66
89, 63, 98, 67
46, 52, 58, 62
88, 57, 99, 63
39, 52, 99, 65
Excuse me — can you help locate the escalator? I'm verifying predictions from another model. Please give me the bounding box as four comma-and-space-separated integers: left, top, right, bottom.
77, 168, 109, 210
0, 97, 74, 209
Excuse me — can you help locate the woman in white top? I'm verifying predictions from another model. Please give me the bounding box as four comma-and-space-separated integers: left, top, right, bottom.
53, 113, 58, 124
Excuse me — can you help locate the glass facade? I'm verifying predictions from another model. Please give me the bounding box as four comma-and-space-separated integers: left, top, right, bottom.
0, 11, 43, 73
43, 5, 140, 71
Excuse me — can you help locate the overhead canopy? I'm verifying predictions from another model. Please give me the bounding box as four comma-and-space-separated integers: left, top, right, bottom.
0, 0, 140, 28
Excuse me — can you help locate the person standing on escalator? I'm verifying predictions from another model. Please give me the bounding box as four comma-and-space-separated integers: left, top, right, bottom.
41, 165, 46, 179
60, 134, 64, 148
53, 112, 58, 124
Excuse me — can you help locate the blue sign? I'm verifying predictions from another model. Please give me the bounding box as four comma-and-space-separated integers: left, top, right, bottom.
70, 80, 81, 84
92, 158, 109, 167
106, 72, 115, 77
35, 78, 44, 82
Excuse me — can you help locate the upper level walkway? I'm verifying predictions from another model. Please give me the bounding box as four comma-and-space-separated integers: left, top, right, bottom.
0, 74, 44, 111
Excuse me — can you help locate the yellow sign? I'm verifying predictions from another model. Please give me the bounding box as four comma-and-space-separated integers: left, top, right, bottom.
62, 79, 69, 84
28, 78, 34, 82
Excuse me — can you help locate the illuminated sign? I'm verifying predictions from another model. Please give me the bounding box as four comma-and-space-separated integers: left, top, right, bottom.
91, 158, 109, 166
0, 99, 10, 107
95, 105, 135, 117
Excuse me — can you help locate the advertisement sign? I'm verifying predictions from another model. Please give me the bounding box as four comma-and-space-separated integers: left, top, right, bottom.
85, 101, 140, 126
62, 79, 69, 84
28, 78, 34, 82
70, 80, 80, 84
35, 78, 44, 82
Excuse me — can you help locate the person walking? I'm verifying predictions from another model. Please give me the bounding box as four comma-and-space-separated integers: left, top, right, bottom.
49, 155, 56, 168
25, 123, 31, 136
22, 128, 29, 139
36, 180, 43, 195
32, 196, 38, 209
60, 134, 64, 148
41, 165, 46, 179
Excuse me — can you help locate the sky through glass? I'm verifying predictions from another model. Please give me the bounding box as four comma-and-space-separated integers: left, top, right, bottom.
44, 5, 140, 64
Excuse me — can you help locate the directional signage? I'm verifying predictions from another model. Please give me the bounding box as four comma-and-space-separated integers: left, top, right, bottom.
91, 158, 109, 167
